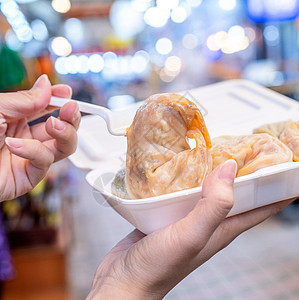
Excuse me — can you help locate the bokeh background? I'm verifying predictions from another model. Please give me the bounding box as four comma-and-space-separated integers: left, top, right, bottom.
0, 0, 299, 299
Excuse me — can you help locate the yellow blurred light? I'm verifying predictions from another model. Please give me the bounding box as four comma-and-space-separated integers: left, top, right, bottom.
221, 36, 249, 54
52, 0, 71, 14
163, 66, 180, 77
160, 68, 176, 82
207, 26, 251, 55
206, 34, 221, 51
51, 36, 72, 56
214, 31, 228, 49
221, 40, 235, 54
165, 56, 182, 72
221, 35, 238, 54
239, 36, 250, 51
228, 25, 245, 38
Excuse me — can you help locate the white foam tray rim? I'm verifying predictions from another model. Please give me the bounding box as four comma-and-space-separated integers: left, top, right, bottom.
86, 161, 299, 206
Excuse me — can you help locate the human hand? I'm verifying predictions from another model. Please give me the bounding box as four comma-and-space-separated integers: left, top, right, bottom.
0, 74, 81, 202
87, 159, 294, 299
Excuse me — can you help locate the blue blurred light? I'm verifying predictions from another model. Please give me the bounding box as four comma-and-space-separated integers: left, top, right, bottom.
245, 0, 299, 22
202, 45, 223, 61
110, 0, 145, 38
64, 18, 84, 47
107, 95, 135, 111
16, 0, 37, 3
5, 28, 23, 50
31, 19, 48, 41
0, 0, 33, 43
263, 25, 279, 45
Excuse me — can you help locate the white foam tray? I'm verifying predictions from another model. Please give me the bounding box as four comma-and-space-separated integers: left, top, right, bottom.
70, 80, 299, 234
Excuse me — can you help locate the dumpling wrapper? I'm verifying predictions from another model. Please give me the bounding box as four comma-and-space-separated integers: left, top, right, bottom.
125, 93, 212, 199
280, 121, 299, 161
210, 133, 293, 177
253, 120, 293, 138
212, 135, 237, 146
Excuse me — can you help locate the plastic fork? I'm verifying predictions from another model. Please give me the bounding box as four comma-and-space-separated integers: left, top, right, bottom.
49, 96, 131, 136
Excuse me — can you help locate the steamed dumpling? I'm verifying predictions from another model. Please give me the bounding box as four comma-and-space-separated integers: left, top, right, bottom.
253, 120, 293, 138
126, 93, 212, 199
212, 135, 237, 146
280, 121, 299, 161
210, 133, 293, 177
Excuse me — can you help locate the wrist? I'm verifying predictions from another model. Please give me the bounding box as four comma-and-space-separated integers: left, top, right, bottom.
86, 281, 163, 300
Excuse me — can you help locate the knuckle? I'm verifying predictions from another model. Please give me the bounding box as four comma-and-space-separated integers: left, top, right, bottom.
216, 194, 234, 211
18, 90, 47, 114
170, 221, 206, 255
30, 143, 54, 169
27, 139, 41, 154
65, 133, 77, 153
56, 135, 77, 156
210, 194, 234, 220
74, 117, 81, 130
18, 91, 36, 108
69, 140, 77, 155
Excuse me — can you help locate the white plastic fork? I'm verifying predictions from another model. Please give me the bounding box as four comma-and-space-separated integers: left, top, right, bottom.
49, 96, 133, 136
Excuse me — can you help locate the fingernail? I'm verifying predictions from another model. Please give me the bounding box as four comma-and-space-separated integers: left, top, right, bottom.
32, 74, 49, 90
5, 137, 23, 149
65, 85, 73, 98
218, 159, 237, 184
51, 116, 66, 131
74, 102, 79, 115
73, 103, 80, 121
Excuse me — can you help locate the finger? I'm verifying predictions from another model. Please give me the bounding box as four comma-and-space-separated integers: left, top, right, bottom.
27, 84, 73, 122
169, 159, 237, 255
26, 107, 58, 123
30, 102, 80, 143
58, 101, 81, 130
195, 198, 295, 265
0, 75, 51, 121
30, 122, 51, 142
51, 84, 72, 98
0, 114, 7, 148
43, 116, 78, 161
214, 198, 295, 248
30, 88, 76, 142
5, 137, 54, 187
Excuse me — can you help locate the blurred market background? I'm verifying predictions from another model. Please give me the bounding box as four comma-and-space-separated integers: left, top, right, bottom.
0, 0, 299, 299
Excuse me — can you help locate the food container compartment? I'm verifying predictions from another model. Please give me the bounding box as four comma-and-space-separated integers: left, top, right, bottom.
69, 79, 299, 234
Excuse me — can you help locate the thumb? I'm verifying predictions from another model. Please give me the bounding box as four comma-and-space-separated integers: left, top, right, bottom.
169, 159, 237, 256
0, 74, 51, 121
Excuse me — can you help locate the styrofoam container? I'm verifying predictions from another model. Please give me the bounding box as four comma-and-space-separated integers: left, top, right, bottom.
70, 80, 299, 234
